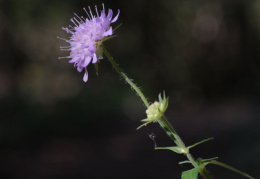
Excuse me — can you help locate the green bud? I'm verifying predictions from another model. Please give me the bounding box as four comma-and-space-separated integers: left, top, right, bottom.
137, 92, 168, 129
146, 101, 165, 120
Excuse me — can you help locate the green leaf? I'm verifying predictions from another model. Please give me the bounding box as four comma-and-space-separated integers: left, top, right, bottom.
210, 160, 255, 179
179, 160, 191, 165
181, 163, 208, 179
188, 137, 214, 149
155, 146, 187, 154
197, 157, 218, 165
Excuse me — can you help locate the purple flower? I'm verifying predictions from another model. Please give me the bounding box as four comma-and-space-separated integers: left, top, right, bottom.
58, 4, 120, 82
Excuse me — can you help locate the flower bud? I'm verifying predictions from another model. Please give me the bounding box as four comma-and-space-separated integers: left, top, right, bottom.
137, 92, 168, 129
146, 101, 165, 120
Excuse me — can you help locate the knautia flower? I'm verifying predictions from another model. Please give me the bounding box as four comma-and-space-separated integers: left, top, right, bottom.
58, 4, 120, 82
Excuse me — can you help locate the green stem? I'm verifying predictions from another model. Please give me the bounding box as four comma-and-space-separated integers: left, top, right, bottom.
102, 46, 150, 108
201, 168, 212, 179
186, 153, 198, 167
102, 45, 211, 179
159, 116, 211, 179
159, 116, 198, 168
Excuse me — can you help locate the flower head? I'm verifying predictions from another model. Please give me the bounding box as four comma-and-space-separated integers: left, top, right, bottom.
58, 4, 120, 82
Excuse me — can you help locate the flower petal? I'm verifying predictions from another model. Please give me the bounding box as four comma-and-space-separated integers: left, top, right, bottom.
88, 45, 95, 54
107, 9, 113, 21
77, 66, 84, 72
69, 56, 79, 63
92, 53, 98, 63
103, 27, 112, 36
83, 70, 88, 82
100, 10, 106, 19
82, 56, 92, 67
111, 9, 120, 23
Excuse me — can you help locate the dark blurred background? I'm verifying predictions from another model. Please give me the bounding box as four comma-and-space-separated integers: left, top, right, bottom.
0, 0, 259, 178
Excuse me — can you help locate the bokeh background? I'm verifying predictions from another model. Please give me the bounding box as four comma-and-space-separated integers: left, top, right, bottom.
0, 0, 259, 178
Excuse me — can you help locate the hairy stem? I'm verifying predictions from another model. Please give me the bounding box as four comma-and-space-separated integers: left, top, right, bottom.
102, 46, 149, 108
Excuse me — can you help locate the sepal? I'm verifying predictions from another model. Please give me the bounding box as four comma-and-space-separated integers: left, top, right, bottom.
210, 160, 255, 179
94, 61, 99, 75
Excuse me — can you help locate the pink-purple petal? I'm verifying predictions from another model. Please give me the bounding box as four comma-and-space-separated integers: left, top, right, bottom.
92, 53, 97, 63
77, 66, 83, 72
82, 56, 92, 67
83, 70, 89, 82
100, 10, 106, 18
88, 45, 95, 53
107, 9, 113, 20
69, 56, 79, 63
103, 27, 112, 36
111, 9, 120, 23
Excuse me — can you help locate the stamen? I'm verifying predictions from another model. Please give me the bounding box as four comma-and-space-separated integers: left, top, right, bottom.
81, 16, 86, 22
58, 56, 71, 59
83, 7, 91, 20
73, 17, 81, 25
60, 49, 71, 51
62, 27, 73, 34
60, 46, 71, 48
88, 6, 94, 19
95, 5, 99, 16
70, 18, 78, 27
57, 36, 70, 42
74, 13, 84, 23
102, 3, 105, 11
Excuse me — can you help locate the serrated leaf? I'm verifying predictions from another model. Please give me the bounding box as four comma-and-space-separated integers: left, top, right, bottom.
155, 146, 186, 154
181, 163, 208, 179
